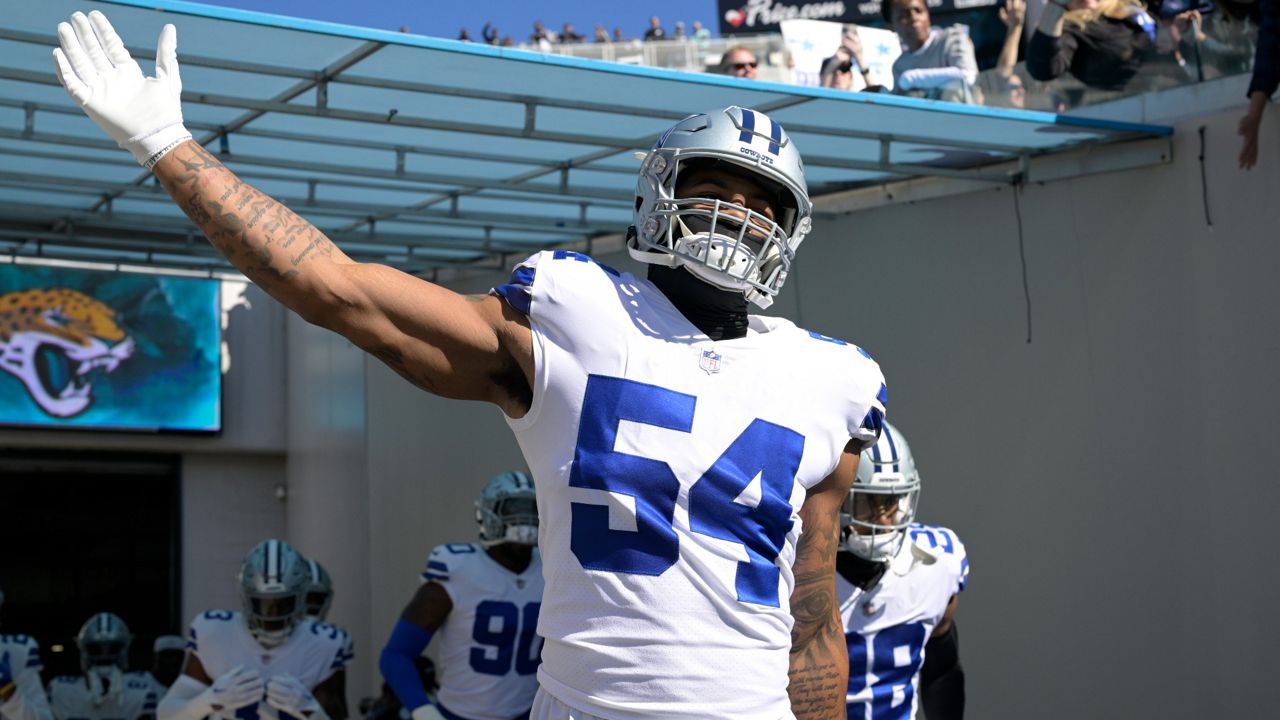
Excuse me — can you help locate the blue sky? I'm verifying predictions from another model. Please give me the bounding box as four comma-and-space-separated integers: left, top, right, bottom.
192, 0, 724, 41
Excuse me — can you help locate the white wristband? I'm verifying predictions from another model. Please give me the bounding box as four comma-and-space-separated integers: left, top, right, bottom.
131, 123, 193, 168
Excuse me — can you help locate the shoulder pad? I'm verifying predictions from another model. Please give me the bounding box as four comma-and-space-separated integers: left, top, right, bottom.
422, 543, 480, 583
53, 675, 80, 685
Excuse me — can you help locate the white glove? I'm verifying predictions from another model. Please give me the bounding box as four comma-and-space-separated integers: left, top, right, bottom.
52, 10, 191, 167
209, 665, 265, 711
265, 674, 320, 718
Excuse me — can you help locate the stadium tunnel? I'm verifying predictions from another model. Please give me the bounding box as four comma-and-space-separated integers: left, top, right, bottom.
3, 0, 1279, 718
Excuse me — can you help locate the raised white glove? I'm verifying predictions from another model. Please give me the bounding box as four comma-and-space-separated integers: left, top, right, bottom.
209, 665, 265, 711
52, 10, 191, 167
265, 674, 320, 718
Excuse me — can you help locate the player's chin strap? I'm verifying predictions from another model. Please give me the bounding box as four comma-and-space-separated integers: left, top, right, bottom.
836, 551, 888, 592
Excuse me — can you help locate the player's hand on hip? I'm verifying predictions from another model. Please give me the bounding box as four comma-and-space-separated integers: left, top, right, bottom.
265, 674, 320, 717
209, 665, 265, 711
52, 10, 191, 167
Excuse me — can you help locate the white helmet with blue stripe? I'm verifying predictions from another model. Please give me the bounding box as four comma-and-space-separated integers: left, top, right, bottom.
475, 471, 538, 547
303, 558, 333, 622
630, 106, 813, 309
238, 539, 309, 647
76, 612, 131, 673
841, 421, 921, 562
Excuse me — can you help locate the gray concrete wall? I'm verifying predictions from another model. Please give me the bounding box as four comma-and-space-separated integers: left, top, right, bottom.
284, 313, 374, 705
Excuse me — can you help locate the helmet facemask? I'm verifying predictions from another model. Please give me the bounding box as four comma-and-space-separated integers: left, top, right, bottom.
76, 613, 131, 704
476, 472, 539, 547
243, 592, 303, 648
630, 107, 813, 309
238, 539, 309, 649
841, 481, 920, 562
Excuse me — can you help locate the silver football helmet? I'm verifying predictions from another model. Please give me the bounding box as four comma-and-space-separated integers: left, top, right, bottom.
630, 106, 813, 308
238, 539, 309, 648
303, 558, 334, 622
841, 421, 921, 562
77, 612, 131, 673
475, 471, 538, 547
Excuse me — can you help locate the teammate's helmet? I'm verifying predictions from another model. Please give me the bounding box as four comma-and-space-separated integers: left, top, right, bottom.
76, 612, 131, 673
238, 539, 309, 648
475, 471, 538, 547
841, 421, 921, 562
303, 558, 334, 621
629, 106, 813, 309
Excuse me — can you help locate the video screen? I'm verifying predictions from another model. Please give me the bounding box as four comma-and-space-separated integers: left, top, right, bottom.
0, 263, 222, 432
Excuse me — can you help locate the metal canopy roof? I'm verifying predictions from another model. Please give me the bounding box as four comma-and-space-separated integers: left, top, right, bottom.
0, 0, 1172, 275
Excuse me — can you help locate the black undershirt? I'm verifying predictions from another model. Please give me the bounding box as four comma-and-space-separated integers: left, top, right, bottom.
647, 265, 748, 341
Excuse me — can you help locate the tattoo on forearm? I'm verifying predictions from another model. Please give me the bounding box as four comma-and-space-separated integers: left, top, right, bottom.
159, 143, 336, 288
788, 517, 847, 719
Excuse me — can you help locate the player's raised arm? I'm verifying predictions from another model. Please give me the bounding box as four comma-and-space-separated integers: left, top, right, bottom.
787, 444, 858, 719
51, 11, 532, 413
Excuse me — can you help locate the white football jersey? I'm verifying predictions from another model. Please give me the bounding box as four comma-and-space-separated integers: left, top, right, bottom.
419, 544, 544, 720
838, 524, 969, 720
0, 634, 52, 720
48, 672, 156, 720
492, 251, 887, 719
185, 611, 353, 720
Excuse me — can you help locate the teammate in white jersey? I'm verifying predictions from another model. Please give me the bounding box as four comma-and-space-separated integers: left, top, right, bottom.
0, 589, 54, 720
303, 561, 334, 622
139, 636, 185, 700
55, 16, 887, 718
49, 613, 156, 720
836, 422, 967, 720
157, 540, 352, 720
379, 472, 543, 720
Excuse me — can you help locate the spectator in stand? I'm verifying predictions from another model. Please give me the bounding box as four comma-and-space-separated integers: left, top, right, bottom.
614, 27, 626, 42
719, 45, 759, 78
481, 22, 499, 45
674, 21, 687, 39
1027, 0, 1159, 90
645, 16, 667, 40
692, 20, 712, 42
530, 20, 556, 50
981, 0, 1029, 107
594, 24, 610, 43
820, 27, 876, 90
884, 0, 980, 102
561, 22, 585, 43
1240, 0, 1279, 168
458, 28, 471, 42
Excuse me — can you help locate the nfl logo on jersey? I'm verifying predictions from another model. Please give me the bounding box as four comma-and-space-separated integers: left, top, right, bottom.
699, 349, 722, 375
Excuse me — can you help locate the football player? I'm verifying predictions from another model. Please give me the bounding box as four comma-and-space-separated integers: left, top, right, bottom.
837, 422, 968, 720
379, 472, 542, 720
55, 15, 887, 718
142, 636, 185, 698
157, 539, 352, 720
48, 613, 157, 720
0, 588, 54, 720
304, 560, 334, 622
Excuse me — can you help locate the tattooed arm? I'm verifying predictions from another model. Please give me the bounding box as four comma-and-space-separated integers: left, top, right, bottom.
788, 444, 857, 719
52, 13, 531, 415
152, 142, 533, 415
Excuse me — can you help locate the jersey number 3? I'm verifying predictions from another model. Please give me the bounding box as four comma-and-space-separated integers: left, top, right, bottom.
569, 375, 804, 607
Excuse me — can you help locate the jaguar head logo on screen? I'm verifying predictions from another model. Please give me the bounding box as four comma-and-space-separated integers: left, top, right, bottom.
0, 288, 135, 418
